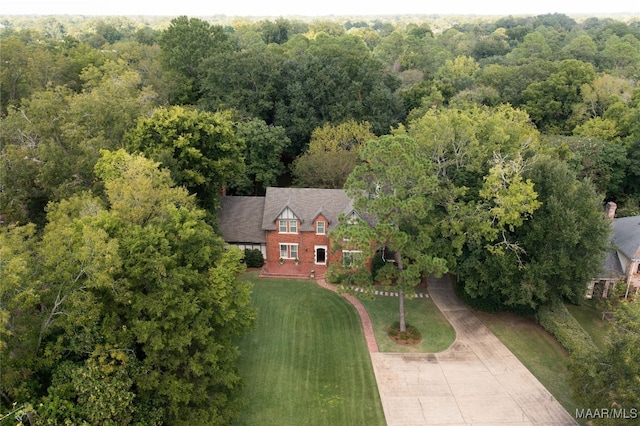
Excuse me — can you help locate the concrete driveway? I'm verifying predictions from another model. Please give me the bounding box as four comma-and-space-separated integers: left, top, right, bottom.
370, 275, 577, 425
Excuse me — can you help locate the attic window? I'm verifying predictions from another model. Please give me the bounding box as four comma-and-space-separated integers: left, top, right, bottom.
316, 221, 325, 235
278, 207, 298, 234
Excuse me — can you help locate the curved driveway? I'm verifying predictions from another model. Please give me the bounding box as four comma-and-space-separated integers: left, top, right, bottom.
369, 275, 577, 425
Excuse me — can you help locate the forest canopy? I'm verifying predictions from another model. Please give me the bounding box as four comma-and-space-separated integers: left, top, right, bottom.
1, 12, 640, 424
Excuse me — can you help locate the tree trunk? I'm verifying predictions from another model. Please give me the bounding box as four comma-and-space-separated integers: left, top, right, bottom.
398, 289, 406, 332
394, 250, 406, 332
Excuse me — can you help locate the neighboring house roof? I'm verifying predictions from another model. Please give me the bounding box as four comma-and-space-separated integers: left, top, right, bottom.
262, 187, 355, 232
596, 250, 625, 279
612, 215, 640, 261
218, 196, 266, 243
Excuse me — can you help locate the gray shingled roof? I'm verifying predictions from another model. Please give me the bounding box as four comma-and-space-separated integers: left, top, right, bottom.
261, 187, 354, 232
596, 250, 625, 279
218, 196, 266, 243
612, 215, 640, 260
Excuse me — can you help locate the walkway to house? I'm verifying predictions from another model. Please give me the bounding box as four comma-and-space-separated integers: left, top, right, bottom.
318, 275, 577, 425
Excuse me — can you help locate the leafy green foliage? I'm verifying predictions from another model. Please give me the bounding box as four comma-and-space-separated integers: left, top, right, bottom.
274, 33, 403, 153
1, 150, 255, 424
569, 301, 640, 423
291, 120, 376, 188
333, 134, 448, 331
536, 300, 598, 356
231, 118, 290, 195
0, 59, 158, 225
461, 159, 611, 310
200, 48, 283, 123
158, 16, 232, 103
125, 105, 245, 209
243, 248, 265, 268
4, 14, 640, 215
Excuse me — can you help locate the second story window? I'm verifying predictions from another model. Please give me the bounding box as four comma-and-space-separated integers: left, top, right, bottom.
316, 221, 325, 235
278, 207, 298, 234
279, 219, 297, 233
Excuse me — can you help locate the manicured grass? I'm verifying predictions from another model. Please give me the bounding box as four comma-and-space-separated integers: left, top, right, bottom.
234, 273, 385, 426
473, 311, 580, 420
360, 294, 455, 353
565, 302, 612, 351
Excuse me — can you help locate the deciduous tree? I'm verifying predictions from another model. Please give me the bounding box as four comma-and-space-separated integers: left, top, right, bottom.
159, 16, 232, 104
291, 120, 376, 188
0, 150, 255, 424
125, 105, 245, 210
460, 158, 610, 310
231, 118, 290, 195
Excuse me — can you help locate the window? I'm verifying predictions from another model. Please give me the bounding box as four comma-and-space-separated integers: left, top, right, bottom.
316, 221, 325, 235
277, 207, 298, 234
278, 219, 297, 234
279, 243, 298, 259
342, 250, 362, 268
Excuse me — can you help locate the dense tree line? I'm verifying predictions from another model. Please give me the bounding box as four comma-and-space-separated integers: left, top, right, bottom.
1, 12, 640, 423
2, 14, 639, 217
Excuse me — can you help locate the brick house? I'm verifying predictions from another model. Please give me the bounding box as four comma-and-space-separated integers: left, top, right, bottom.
587, 202, 640, 299
218, 187, 370, 278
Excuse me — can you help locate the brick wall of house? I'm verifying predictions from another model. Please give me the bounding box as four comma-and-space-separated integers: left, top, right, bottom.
264, 215, 342, 267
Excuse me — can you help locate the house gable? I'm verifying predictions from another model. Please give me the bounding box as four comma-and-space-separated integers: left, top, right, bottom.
612, 215, 640, 262
590, 214, 640, 299
313, 213, 328, 235
261, 187, 355, 232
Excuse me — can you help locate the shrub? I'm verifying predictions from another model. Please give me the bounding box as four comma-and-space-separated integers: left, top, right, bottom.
243, 248, 264, 268
326, 264, 372, 287
536, 299, 597, 357
370, 251, 386, 282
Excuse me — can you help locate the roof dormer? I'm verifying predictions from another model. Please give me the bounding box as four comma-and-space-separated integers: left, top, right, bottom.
277, 206, 299, 234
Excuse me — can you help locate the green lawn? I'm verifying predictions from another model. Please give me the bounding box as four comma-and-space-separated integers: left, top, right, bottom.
473, 310, 580, 421
360, 294, 456, 353
234, 273, 385, 426
565, 302, 612, 351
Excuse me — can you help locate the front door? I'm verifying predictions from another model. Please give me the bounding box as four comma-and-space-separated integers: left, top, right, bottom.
315, 246, 327, 265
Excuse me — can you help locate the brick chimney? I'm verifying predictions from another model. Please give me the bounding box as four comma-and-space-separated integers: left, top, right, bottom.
605, 201, 617, 219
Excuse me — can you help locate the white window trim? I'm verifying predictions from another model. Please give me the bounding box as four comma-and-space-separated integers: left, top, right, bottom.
278, 219, 298, 234
316, 221, 326, 235
279, 243, 299, 259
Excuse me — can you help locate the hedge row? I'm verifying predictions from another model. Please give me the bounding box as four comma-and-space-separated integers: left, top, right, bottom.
536, 299, 598, 357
